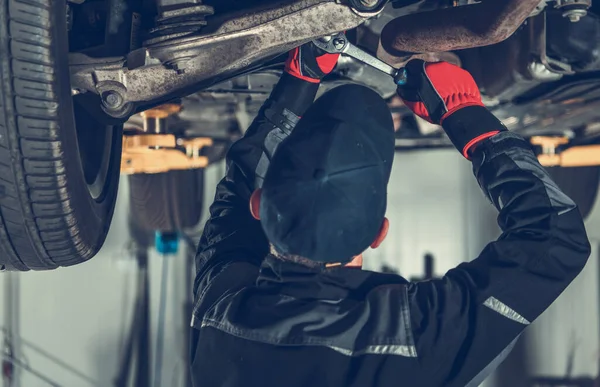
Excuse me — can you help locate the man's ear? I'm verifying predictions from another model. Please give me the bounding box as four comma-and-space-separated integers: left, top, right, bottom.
249, 189, 262, 220
370, 217, 389, 249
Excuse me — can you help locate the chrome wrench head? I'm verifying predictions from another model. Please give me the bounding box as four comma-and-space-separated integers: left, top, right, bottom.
313, 32, 407, 85
314, 32, 349, 54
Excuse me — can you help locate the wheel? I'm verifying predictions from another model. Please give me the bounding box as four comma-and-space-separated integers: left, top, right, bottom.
547, 166, 600, 219
129, 169, 205, 232
0, 0, 122, 270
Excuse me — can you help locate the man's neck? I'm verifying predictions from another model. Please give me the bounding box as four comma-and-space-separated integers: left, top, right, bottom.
270, 244, 363, 269
326, 254, 363, 269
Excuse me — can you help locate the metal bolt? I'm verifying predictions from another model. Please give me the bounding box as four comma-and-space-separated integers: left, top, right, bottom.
102, 91, 123, 109
562, 8, 587, 22
333, 38, 345, 50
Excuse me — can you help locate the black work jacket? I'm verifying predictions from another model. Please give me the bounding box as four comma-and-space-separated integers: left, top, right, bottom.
190, 74, 591, 387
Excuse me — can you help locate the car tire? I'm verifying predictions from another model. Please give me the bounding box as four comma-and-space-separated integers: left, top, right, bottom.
547, 166, 600, 219
128, 169, 204, 232
0, 0, 122, 271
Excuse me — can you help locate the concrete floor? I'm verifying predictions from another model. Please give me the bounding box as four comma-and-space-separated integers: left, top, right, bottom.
1, 150, 598, 386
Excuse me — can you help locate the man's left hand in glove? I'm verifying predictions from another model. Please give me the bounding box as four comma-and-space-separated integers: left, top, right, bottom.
285, 41, 341, 83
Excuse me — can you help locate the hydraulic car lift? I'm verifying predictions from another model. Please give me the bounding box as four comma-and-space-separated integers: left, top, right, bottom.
532, 136, 600, 167
121, 104, 213, 175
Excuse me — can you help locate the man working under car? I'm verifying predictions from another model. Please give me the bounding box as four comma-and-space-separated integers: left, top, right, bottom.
189, 42, 591, 386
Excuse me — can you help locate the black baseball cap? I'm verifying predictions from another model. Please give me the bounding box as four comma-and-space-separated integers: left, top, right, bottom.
260, 84, 395, 263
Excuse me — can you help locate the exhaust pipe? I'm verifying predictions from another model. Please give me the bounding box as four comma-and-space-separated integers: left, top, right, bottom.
378, 0, 541, 64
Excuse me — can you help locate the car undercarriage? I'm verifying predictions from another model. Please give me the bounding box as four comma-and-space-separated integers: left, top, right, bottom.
1, 0, 600, 270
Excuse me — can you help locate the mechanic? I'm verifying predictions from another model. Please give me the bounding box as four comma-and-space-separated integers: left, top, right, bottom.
190, 43, 591, 387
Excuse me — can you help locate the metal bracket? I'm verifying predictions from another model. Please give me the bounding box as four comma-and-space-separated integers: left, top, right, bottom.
139, 103, 182, 133
530, 13, 575, 78
121, 134, 213, 174
122, 102, 212, 174
531, 136, 600, 167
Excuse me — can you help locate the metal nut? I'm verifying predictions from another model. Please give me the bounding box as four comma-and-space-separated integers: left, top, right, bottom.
359, 0, 379, 8
333, 38, 345, 50
102, 91, 123, 109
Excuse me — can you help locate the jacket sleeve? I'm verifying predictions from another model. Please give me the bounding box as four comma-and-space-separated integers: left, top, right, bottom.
409, 132, 591, 386
192, 73, 319, 323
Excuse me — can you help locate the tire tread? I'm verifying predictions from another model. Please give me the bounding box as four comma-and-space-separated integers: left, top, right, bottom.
129, 170, 204, 232
0, 0, 120, 270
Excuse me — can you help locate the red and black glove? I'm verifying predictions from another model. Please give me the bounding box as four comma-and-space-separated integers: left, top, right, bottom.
398, 59, 507, 159
285, 42, 340, 83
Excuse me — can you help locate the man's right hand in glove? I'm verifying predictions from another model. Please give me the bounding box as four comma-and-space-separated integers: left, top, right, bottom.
397, 59, 507, 159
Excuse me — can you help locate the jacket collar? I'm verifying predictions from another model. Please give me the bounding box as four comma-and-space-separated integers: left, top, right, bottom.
256, 254, 372, 300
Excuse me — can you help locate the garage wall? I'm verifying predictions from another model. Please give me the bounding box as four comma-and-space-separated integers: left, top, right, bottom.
366, 149, 600, 387
364, 149, 503, 386
362, 149, 499, 278
1, 151, 598, 386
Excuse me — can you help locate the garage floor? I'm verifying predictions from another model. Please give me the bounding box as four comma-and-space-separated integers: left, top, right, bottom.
1, 149, 598, 387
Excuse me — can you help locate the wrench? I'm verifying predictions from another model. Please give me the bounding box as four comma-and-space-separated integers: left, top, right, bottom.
312, 32, 407, 85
